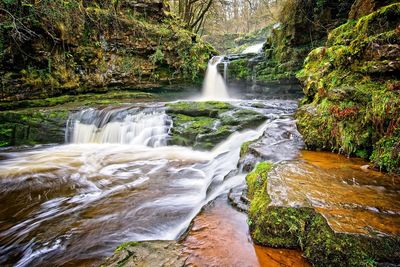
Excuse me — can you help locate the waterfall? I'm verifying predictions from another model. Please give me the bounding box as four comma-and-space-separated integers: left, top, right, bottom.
65, 107, 171, 147
201, 56, 229, 100
223, 61, 229, 82
242, 42, 264, 54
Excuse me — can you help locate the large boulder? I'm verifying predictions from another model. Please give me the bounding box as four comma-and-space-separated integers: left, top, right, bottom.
166, 101, 266, 150
246, 152, 400, 266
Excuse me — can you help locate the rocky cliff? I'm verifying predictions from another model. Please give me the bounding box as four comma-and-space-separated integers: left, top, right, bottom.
228, 0, 397, 83
296, 3, 400, 173
0, 0, 214, 102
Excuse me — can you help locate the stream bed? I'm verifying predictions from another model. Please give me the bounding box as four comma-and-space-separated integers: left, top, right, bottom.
1, 87, 398, 266
0, 95, 305, 266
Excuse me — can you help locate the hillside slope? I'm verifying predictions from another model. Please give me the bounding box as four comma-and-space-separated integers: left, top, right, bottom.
0, 0, 214, 102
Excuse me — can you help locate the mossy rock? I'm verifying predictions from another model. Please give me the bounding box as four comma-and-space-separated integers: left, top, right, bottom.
166, 101, 232, 117
166, 101, 266, 150
103, 240, 186, 267
246, 159, 400, 267
0, 110, 69, 147
0, 91, 156, 111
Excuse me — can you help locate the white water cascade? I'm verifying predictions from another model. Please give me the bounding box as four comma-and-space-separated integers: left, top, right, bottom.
242, 42, 264, 54
201, 56, 230, 100
65, 107, 171, 147
0, 100, 302, 267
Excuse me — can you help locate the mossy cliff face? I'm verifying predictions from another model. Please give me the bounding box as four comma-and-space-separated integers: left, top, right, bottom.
296, 3, 400, 173
246, 159, 400, 266
0, 109, 69, 146
0, 0, 214, 102
166, 101, 265, 150
228, 0, 398, 83
253, 0, 354, 82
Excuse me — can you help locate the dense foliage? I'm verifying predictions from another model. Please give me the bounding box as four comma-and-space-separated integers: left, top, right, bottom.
0, 0, 214, 101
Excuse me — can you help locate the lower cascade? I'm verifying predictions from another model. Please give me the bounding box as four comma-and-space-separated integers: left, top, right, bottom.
202, 56, 230, 100
65, 107, 171, 147
0, 100, 302, 266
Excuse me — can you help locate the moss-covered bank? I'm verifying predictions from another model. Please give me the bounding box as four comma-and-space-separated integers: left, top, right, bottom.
0, 109, 69, 146
0, 0, 214, 102
0, 91, 156, 147
246, 162, 400, 267
296, 3, 400, 173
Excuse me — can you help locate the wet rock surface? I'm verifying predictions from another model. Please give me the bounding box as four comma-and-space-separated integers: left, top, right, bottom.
247, 151, 400, 266
238, 115, 304, 172
166, 101, 266, 150
103, 240, 187, 267
228, 185, 250, 212
270, 151, 400, 236
181, 196, 310, 267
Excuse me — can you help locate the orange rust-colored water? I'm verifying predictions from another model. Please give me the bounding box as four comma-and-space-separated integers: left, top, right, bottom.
267, 150, 400, 235
182, 196, 310, 267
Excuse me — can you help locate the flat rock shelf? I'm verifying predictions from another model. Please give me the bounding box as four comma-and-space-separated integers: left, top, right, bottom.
247, 151, 400, 266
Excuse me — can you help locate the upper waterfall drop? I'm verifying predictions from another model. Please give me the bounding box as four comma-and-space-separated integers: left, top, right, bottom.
242, 42, 264, 54
65, 107, 171, 147
201, 56, 230, 100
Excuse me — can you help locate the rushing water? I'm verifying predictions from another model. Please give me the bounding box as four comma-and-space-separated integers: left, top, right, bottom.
0, 98, 301, 266
65, 106, 171, 146
202, 56, 230, 100
242, 43, 264, 54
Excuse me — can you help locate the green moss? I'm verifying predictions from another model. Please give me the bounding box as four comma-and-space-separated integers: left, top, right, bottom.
220, 109, 265, 128
167, 101, 265, 150
228, 59, 251, 81
166, 101, 232, 117
114, 241, 139, 253
296, 3, 400, 173
240, 140, 256, 158
0, 91, 155, 111
0, 110, 69, 147
246, 161, 400, 266
371, 127, 400, 173
246, 162, 272, 200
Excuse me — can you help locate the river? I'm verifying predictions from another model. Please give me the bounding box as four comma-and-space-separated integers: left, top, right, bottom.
0, 83, 309, 266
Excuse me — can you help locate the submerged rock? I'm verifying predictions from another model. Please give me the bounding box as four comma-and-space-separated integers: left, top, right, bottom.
103, 240, 187, 267
246, 152, 400, 266
166, 101, 266, 150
